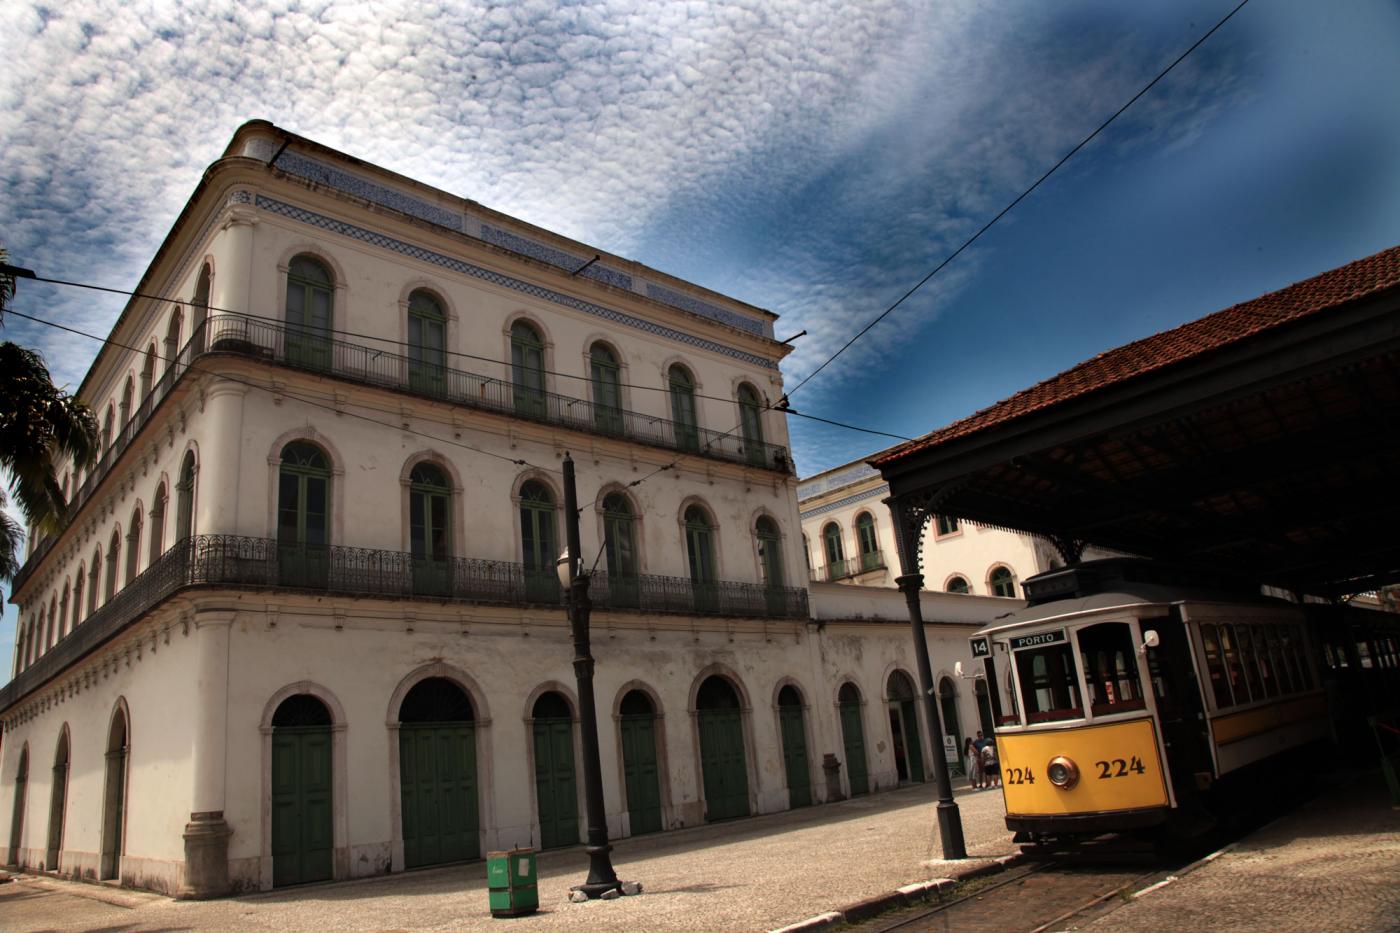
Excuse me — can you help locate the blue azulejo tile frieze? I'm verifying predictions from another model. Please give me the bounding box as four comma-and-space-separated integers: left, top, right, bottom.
256, 195, 779, 370
798, 483, 890, 519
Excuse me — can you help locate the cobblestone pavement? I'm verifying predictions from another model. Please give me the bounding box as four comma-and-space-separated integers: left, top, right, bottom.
1086, 773, 1400, 933
0, 782, 1014, 933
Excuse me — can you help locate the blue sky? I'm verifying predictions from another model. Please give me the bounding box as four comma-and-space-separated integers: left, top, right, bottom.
3, 0, 1400, 678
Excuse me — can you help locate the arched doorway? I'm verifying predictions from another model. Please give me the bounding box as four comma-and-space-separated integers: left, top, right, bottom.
46, 730, 70, 872
838, 683, 869, 796
939, 678, 964, 777
618, 690, 662, 835
777, 686, 811, 808
696, 676, 750, 821
399, 678, 478, 868
271, 694, 333, 887
8, 746, 28, 867
974, 678, 996, 738
532, 691, 578, 849
887, 672, 925, 784
100, 708, 129, 880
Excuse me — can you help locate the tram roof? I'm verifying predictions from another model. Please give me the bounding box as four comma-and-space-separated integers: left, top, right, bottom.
873, 245, 1400, 599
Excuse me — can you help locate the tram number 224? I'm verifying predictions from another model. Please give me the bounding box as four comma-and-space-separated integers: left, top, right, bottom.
1096, 756, 1147, 780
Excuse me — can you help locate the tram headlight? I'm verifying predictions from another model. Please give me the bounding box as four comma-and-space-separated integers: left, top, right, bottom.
1047, 756, 1079, 789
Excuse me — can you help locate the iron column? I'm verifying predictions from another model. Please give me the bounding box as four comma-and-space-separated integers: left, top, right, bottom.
896, 571, 967, 859
561, 453, 622, 897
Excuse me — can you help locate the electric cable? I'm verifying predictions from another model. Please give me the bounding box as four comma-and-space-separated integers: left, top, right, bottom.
784, 0, 1253, 399
3, 266, 909, 441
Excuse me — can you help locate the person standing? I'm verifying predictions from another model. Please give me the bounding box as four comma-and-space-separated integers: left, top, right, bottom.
981, 739, 1001, 789
963, 737, 982, 789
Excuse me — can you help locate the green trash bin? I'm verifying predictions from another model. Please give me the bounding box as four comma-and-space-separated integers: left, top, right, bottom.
487, 848, 538, 918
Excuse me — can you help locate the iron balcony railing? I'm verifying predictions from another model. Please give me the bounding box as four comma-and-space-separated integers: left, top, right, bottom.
858, 549, 886, 573
824, 558, 854, 582
15, 311, 791, 589
2, 534, 809, 711
200, 313, 790, 472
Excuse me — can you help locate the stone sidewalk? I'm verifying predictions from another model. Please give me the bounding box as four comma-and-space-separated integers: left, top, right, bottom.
0, 781, 1014, 933
1086, 772, 1400, 933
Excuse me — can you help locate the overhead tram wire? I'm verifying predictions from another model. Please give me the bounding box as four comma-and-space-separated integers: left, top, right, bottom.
2, 307, 559, 475
782, 0, 1254, 400
4, 265, 912, 442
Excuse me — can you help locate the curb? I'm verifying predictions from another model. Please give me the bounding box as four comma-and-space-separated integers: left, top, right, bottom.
769, 853, 1024, 933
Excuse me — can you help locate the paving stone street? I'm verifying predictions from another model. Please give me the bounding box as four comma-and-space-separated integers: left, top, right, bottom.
0, 781, 1015, 933
1084, 775, 1400, 933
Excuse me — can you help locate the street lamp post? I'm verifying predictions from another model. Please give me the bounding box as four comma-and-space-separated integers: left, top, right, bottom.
558, 452, 623, 898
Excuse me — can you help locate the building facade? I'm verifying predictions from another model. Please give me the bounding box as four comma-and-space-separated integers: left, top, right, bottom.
1, 123, 1009, 897
798, 460, 1064, 597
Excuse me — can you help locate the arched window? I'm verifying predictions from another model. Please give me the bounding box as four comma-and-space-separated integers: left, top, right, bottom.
278, 441, 331, 587
191, 264, 211, 354
946, 576, 970, 595
102, 404, 115, 451
119, 376, 134, 431
802, 534, 812, 573
407, 290, 446, 394
855, 512, 880, 572
668, 364, 699, 452
149, 483, 167, 563
822, 522, 846, 580
409, 462, 452, 596
936, 514, 959, 536
163, 307, 183, 379
685, 505, 717, 611
756, 516, 784, 588
88, 550, 101, 612
510, 321, 546, 419
125, 508, 142, 585
737, 383, 764, 466
57, 585, 69, 641
519, 481, 557, 601
140, 343, 156, 400
989, 566, 1016, 598
285, 255, 333, 370
601, 492, 639, 607
589, 344, 623, 435
105, 529, 121, 601
46, 597, 58, 650
175, 451, 197, 541
72, 571, 85, 630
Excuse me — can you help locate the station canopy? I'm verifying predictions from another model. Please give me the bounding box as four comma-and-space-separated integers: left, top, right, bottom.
871, 245, 1400, 599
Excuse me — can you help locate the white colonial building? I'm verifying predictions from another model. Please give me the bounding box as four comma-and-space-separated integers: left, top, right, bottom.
798, 459, 1069, 597
2, 122, 1014, 897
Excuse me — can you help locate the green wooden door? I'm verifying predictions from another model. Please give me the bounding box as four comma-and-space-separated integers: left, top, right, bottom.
271, 726, 333, 886
778, 705, 812, 808
900, 701, 925, 783
839, 700, 870, 796
533, 718, 578, 849
619, 714, 663, 835
698, 710, 750, 821
400, 724, 478, 868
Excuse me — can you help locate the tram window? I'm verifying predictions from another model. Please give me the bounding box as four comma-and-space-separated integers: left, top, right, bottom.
1294, 633, 1315, 689
1015, 643, 1083, 723
999, 657, 1021, 726
1077, 623, 1146, 716
1219, 625, 1253, 705
1267, 626, 1296, 695
1235, 625, 1267, 700
1356, 640, 1372, 669
1200, 624, 1234, 709
1254, 626, 1279, 699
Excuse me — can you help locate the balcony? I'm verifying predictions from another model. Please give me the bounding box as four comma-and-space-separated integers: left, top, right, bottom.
0, 534, 810, 710
857, 549, 887, 573
14, 312, 791, 590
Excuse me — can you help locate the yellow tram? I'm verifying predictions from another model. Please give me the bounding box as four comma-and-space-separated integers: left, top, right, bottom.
968, 559, 1334, 840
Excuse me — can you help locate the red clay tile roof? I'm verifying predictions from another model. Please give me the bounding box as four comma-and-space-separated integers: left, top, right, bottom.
873, 244, 1400, 467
